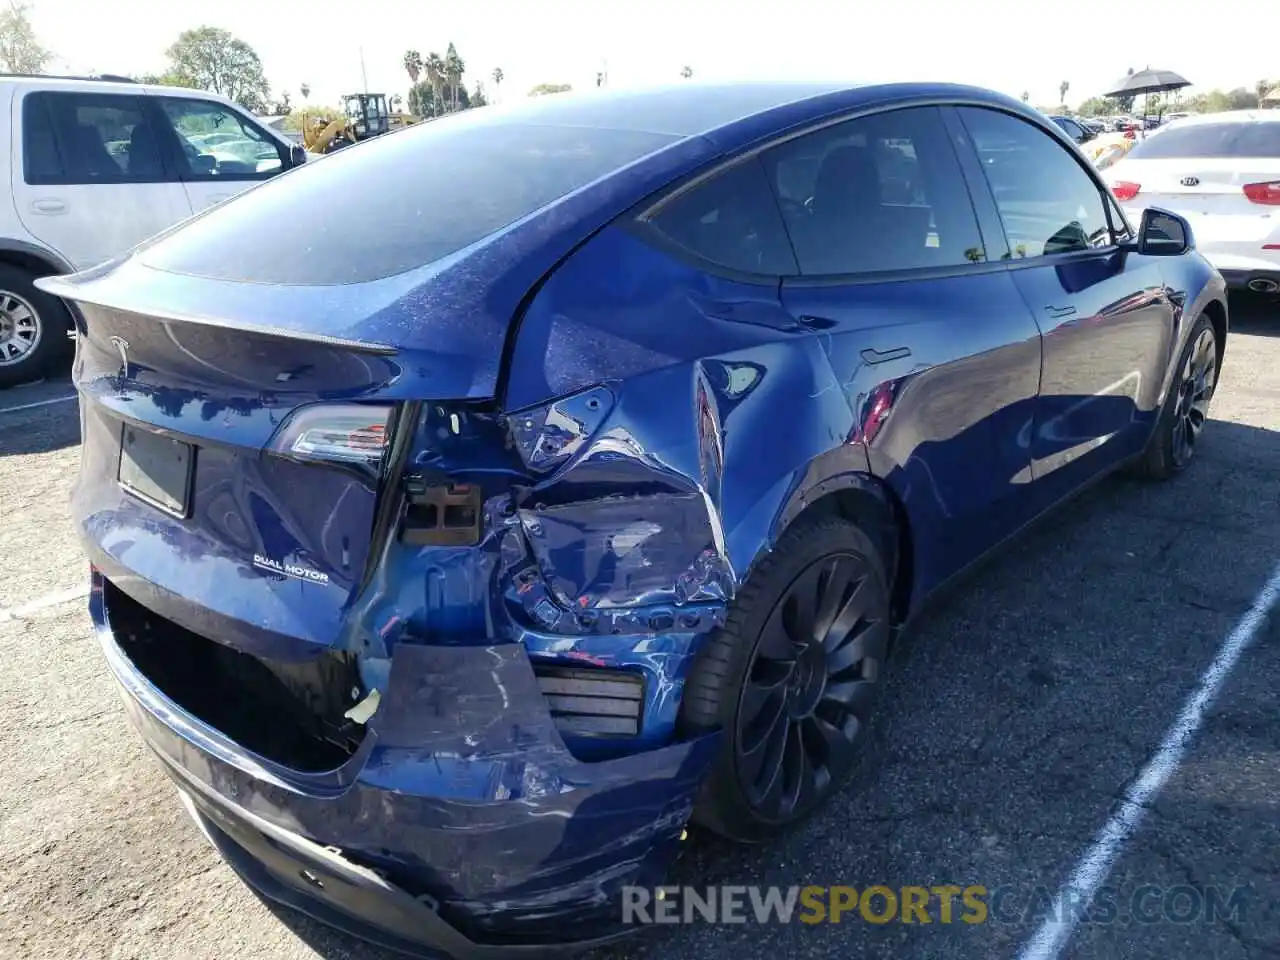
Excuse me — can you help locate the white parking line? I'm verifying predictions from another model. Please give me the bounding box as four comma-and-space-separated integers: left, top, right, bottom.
1017, 561, 1280, 960
0, 584, 90, 622
0, 394, 77, 415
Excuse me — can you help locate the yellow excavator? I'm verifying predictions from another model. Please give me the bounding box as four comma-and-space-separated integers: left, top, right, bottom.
301, 93, 423, 155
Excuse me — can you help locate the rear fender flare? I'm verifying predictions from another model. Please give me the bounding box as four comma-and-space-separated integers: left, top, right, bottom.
723, 441, 899, 598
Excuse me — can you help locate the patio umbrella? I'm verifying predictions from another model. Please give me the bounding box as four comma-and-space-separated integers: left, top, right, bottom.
1104, 68, 1192, 122
1104, 68, 1192, 99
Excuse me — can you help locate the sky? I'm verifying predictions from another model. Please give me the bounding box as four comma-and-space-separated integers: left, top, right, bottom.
26, 0, 1279, 110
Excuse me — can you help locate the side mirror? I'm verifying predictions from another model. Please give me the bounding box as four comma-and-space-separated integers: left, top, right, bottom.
1134, 207, 1194, 256
290, 143, 307, 167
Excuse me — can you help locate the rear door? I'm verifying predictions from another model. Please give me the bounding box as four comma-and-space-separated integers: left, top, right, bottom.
10, 88, 192, 270
148, 94, 294, 215
954, 105, 1176, 490
763, 105, 1045, 591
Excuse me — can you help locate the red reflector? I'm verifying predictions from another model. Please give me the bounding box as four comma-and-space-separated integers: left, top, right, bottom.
1243, 181, 1280, 205
1111, 181, 1141, 202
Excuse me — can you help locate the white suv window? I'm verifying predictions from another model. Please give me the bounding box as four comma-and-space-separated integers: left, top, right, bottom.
156, 97, 286, 180
22, 91, 168, 185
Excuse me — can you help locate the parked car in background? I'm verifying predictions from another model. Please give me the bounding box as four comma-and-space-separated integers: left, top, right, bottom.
43, 80, 1227, 957
1104, 109, 1280, 293
1050, 114, 1098, 145
0, 73, 307, 387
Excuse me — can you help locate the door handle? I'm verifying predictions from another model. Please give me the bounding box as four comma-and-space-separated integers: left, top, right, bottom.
1044, 304, 1077, 319
30, 199, 67, 214
860, 346, 912, 364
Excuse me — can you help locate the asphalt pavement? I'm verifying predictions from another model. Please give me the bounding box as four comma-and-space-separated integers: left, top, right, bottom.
1, 296, 1277, 960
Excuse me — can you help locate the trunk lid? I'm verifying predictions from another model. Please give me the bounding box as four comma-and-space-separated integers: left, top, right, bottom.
1108, 157, 1280, 245
43, 261, 511, 657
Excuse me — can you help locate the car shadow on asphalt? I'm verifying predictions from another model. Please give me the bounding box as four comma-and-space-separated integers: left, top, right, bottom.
1228, 292, 1279, 337
247, 416, 1280, 960
0, 400, 80, 456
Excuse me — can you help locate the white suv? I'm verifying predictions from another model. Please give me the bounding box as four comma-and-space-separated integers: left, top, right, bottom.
0, 74, 307, 387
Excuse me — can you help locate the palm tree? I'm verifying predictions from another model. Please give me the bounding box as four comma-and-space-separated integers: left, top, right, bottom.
445, 43, 464, 112
425, 53, 446, 116
491, 66, 503, 102
680, 65, 693, 80
300, 82, 310, 101
403, 50, 422, 86
1059, 80, 1070, 107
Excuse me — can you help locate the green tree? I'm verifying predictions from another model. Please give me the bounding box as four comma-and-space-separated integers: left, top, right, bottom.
681, 65, 693, 80
424, 52, 446, 115
470, 81, 487, 107
0, 0, 52, 74
491, 66, 503, 100
403, 50, 422, 85
163, 26, 270, 112
407, 79, 474, 117
444, 42, 464, 112
1075, 96, 1119, 117
1020, 90, 1029, 103
268, 90, 291, 115
137, 71, 189, 87
529, 82, 571, 96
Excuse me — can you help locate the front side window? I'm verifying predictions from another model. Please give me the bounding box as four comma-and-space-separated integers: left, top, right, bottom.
22, 92, 165, 185
760, 106, 985, 275
958, 107, 1113, 258
645, 158, 798, 276
157, 98, 286, 180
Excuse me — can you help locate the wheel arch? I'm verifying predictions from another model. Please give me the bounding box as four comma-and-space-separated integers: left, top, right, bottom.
764, 451, 915, 626
0, 238, 74, 279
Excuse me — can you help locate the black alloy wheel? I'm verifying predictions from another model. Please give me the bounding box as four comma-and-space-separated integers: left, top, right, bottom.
1170, 324, 1217, 469
734, 551, 888, 823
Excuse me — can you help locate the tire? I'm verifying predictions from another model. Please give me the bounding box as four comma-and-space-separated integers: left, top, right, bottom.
1133, 312, 1218, 480
680, 515, 892, 842
0, 263, 71, 389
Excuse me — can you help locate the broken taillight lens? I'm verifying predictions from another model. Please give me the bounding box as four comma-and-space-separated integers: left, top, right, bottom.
506, 385, 614, 474
268, 402, 393, 468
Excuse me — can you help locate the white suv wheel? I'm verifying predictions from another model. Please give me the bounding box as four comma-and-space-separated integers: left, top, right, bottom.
0, 289, 42, 367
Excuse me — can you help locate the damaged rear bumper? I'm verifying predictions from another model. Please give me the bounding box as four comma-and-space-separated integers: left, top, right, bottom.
91, 573, 720, 957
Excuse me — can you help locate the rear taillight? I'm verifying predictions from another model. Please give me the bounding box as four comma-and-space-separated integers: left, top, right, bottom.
506, 385, 614, 474
1243, 181, 1280, 205
1111, 181, 1141, 201
269, 402, 392, 468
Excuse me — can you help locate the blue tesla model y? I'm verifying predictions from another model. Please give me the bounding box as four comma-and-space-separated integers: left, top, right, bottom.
41, 81, 1227, 957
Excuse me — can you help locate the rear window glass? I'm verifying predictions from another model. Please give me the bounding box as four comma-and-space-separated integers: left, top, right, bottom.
1130, 122, 1280, 159
139, 114, 678, 285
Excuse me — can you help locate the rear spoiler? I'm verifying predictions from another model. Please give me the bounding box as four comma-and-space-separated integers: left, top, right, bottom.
34, 275, 399, 356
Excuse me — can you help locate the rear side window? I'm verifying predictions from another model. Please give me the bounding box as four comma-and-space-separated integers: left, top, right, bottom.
958, 107, 1113, 259
22, 94, 65, 183
156, 97, 286, 180
1129, 122, 1280, 159
760, 106, 985, 275
139, 114, 678, 285
21, 92, 166, 185
644, 159, 798, 275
